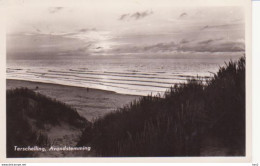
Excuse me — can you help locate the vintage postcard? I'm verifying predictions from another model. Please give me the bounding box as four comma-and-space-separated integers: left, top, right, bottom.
0, 0, 252, 163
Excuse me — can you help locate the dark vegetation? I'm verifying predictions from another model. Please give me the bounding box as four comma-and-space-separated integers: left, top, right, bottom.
7, 88, 88, 157
77, 57, 245, 156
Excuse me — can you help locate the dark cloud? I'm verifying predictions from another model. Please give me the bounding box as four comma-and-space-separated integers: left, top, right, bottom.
119, 14, 130, 20
198, 38, 223, 45
114, 41, 177, 53
201, 24, 228, 30
178, 40, 245, 53
201, 23, 242, 30
114, 39, 244, 54
119, 10, 153, 21
179, 12, 187, 18
95, 46, 102, 49
131, 11, 153, 20
198, 39, 214, 45
78, 28, 96, 32
53, 28, 96, 37
48, 7, 63, 14
143, 41, 176, 52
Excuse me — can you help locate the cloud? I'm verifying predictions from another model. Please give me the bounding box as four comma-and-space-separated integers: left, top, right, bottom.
180, 39, 189, 44
7, 33, 93, 57
201, 23, 242, 30
179, 12, 188, 18
119, 10, 153, 21
198, 39, 214, 45
76, 44, 92, 52
78, 28, 96, 33
178, 39, 245, 53
143, 41, 176, 52
198, 38, 223, 45
113, 38, 244, 54
114, 41, 177, 53
48, 7, 63, 14
48, 28, 96, 37
201, 25, 209, 30
32, 26, 41, 33
131, 11, 153, 20
119, 14, 130, 20
201, 24, 228, 30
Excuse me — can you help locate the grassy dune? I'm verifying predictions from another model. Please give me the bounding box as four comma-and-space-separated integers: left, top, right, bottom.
77, 57, 245, 156
7, 88, 88, 157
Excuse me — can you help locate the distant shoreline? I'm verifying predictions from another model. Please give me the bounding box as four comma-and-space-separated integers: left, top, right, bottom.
6, 79, 140, 121
6, 78, 134, 96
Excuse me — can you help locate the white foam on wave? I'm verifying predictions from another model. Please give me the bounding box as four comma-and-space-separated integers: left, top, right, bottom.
6, 58, 221, 96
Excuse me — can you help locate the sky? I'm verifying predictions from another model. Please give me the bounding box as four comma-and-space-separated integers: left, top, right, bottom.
6, 1, 245, 59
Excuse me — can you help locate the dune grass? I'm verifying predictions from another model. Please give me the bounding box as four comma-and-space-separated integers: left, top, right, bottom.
6, 88, 88, 157
77, 56, 245, 156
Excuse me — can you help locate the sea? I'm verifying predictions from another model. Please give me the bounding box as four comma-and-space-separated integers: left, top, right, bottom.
6, 55, 242, 96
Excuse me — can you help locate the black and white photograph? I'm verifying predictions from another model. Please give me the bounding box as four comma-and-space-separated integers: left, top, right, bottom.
2, 0, 251, 160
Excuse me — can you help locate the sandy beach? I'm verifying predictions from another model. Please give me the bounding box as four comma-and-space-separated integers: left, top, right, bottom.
7, 79, 140, 121
7, 79, 141, 157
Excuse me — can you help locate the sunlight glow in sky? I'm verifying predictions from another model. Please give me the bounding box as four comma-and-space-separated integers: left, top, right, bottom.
6, 0, 245, 58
